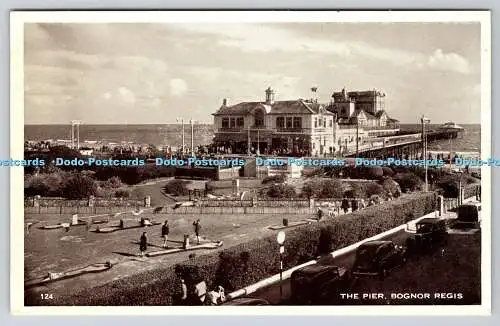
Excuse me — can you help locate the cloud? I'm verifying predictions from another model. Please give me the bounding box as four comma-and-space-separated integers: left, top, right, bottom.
118, 87, 136, 103
169, 78, 188, 96
427, 49, 472, 74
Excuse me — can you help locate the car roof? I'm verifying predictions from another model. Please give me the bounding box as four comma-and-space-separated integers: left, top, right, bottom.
293, 264, 339, 275
222, 298, 269, 305
358, 240, 392, 248
417, 218, 444, 224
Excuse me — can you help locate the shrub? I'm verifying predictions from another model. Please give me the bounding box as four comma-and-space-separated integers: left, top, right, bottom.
301, 179, 343, 198
164, 179, 190, 196
115, 188, 130, 198
393, 172, 424, 192
266, 184, 296, 198
261, 175, 285, 184
382, 167, 395, 177
62, 173, 98, 200
361, 166, 384, 180
380, 177, 402, 197
104, 176, 122, 188
364, 182, 385, 198
34, 192, 437, 306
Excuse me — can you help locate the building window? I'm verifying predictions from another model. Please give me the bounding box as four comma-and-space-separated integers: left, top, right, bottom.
236, 117, 244, 127
293, 117, 302, 129
323, 118, 326, 127
314, 118, 318, 128
230, 118, 236, 128
286, 117, 293, 129
255, 109, 265, 127
276, 117, 284, 128
222, 118, 229, 128
329, 119, 333, 127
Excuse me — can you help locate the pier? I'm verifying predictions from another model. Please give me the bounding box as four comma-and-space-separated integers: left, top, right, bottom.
343, 128, 463, 159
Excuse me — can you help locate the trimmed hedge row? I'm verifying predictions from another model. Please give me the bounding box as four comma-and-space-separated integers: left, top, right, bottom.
26, 192, 437, 306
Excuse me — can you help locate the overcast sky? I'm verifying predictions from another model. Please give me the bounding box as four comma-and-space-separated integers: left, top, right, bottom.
24, 22, 482, 124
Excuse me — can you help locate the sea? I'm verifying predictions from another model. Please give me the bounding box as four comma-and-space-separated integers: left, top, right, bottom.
25, 123, 481, 154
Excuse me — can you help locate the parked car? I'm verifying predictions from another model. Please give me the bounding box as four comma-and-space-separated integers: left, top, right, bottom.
405, 218, 448, 253
290, 264, 351, 304
352, 240, 407, 279
221, 298, 270, 305
453, 203, 481, 229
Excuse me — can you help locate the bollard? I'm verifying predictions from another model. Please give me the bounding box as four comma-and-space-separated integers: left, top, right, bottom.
33, 195, 41, 207
144, 196, 151, 207
183, 234, 190, 249
309, 198, 315, 209
438, 195, 444, 216
71, 214, 79, 225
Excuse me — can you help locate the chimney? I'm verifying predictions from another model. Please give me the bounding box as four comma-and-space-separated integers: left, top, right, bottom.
265, 87, 275, 105
222, 98, 227, 106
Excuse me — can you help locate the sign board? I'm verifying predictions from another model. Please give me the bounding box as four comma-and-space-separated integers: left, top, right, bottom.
277, 231, 286, 245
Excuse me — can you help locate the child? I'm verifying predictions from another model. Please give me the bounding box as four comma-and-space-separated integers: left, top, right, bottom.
139, 231, 148, 256
161, 220, 170, 248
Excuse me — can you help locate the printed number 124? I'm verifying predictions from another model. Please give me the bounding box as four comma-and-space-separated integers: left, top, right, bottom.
41, 293, 54, 300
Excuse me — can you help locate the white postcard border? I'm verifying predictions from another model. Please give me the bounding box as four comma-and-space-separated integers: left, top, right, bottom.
10, 10, 492, 316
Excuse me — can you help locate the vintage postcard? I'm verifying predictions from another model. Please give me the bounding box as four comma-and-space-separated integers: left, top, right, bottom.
10, 11, 491, 315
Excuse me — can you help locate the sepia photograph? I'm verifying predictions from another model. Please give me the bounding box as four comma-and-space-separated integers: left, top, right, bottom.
10, 11, 491, 315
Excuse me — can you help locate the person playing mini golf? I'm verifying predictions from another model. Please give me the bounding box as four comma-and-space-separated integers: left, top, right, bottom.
193, 219, 201, 245
139, 231, 148, 256
161, 220, 170, 248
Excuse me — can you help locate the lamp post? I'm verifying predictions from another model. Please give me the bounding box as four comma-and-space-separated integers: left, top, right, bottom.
421, 116, 431, 192
355, 119, 359, 156
277, 231, 286, 300
176, 117, 185, 154
190, 118, 195, 157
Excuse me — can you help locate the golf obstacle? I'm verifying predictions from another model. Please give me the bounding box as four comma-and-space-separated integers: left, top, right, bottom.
146, 241, 223, 257
25, 262, 113, 288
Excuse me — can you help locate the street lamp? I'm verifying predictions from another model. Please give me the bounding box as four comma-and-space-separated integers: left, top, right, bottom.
421, 116, 431, 192
277, 231, 286, 300
176, 117, 185, 154
190, 118, 196, 157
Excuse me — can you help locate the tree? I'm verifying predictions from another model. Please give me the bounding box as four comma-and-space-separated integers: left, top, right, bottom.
62, 174, 98, 199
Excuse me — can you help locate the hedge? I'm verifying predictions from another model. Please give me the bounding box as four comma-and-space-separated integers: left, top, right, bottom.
26, 192, 437, 306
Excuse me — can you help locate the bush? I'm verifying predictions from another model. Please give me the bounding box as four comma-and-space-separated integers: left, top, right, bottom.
62, 173, 98, 199
380, 177, 402, 197
301, 179, 343, 198
104, 176, 122, 188
364, 182, 385, 198
164, 179, 190, 196
393, 173, 424, 193
35, 192, 437, 306
115, 188, 130, 198
382, 167, 395, 177
266, 184, 296, 198
262, 175, 285, 184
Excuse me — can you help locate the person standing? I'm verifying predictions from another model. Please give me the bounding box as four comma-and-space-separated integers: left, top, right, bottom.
193, 219, 201, 245
161, 220, 170, 248
139, 231, 148, 257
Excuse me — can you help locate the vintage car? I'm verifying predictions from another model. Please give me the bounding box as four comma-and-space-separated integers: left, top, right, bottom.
221, 298, 270, 305
290, 264, 351, 304
352, 240, 407, 278
453, 203, 481, 229
405, 218, 448, 253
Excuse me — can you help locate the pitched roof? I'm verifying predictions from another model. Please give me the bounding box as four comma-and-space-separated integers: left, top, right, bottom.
213, 100, 333, 116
